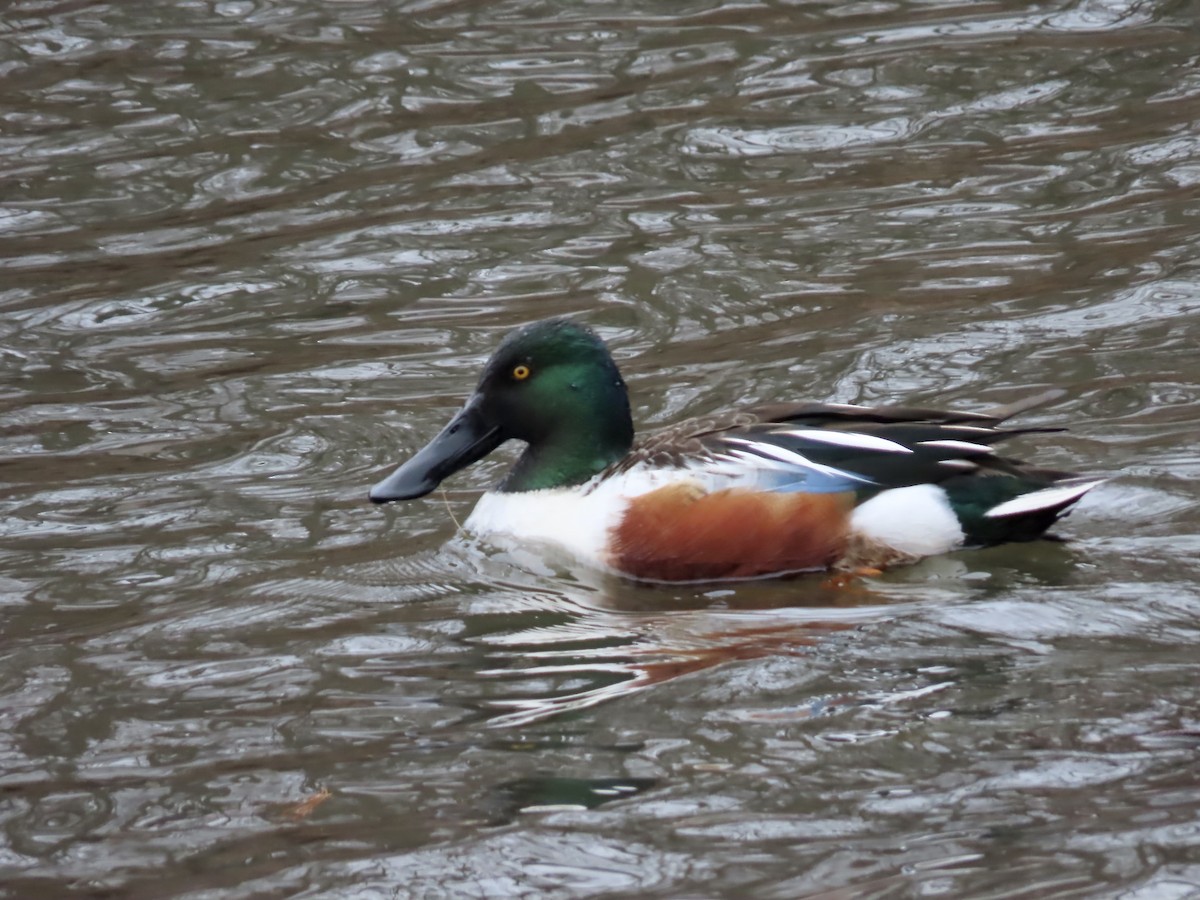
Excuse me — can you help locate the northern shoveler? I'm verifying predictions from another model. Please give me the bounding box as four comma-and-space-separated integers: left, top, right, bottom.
369, 318, 1102, 582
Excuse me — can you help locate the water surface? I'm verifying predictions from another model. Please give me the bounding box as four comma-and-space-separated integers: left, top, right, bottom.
2, 0, 1199, 896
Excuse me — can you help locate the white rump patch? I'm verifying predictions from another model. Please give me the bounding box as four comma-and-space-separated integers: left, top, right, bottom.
775, 428, 913, 454
984, 479, 1105, 519
850, 484, 965, 558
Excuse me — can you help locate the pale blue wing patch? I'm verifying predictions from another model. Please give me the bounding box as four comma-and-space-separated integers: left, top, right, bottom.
709, 438, 877, 494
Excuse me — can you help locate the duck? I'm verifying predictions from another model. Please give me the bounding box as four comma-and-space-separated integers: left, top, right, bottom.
369, 318, 1103, 582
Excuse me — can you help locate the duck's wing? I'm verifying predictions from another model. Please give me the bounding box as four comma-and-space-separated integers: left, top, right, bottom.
618, 393, 1077, 496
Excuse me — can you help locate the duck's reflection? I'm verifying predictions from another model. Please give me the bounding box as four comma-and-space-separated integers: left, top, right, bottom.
453, 545, 916, 728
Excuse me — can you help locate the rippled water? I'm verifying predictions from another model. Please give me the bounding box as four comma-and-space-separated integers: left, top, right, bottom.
2, 0, 1199, 896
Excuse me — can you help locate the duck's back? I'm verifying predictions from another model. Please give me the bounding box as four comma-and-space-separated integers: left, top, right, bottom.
595, 396, 1102, 581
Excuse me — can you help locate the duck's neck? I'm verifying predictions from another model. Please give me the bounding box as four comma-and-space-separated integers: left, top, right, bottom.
499, 413, 633, 493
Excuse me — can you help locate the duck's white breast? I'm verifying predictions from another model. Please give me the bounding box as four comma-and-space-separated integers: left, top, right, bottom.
462, 467, 712, 569
465, 487, 617, 567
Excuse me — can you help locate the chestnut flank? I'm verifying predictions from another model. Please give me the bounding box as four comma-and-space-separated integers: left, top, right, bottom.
611, 483, 854, 581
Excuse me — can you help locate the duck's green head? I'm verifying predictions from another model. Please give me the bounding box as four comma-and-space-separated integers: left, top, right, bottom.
369, 318, 634, 502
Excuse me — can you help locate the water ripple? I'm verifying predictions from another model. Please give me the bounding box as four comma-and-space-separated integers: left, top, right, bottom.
1, 0, 1198, 896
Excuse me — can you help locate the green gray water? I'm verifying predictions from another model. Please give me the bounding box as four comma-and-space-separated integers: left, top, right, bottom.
2, 1, 1199, 896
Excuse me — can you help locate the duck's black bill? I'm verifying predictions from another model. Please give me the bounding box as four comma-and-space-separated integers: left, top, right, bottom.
369, 397, 503, 503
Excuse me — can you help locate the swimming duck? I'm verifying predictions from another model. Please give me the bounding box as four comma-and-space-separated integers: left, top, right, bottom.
369, 318, 1102, 582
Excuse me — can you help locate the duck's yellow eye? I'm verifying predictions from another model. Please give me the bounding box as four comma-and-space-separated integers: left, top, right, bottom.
512, 364, 531, 381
